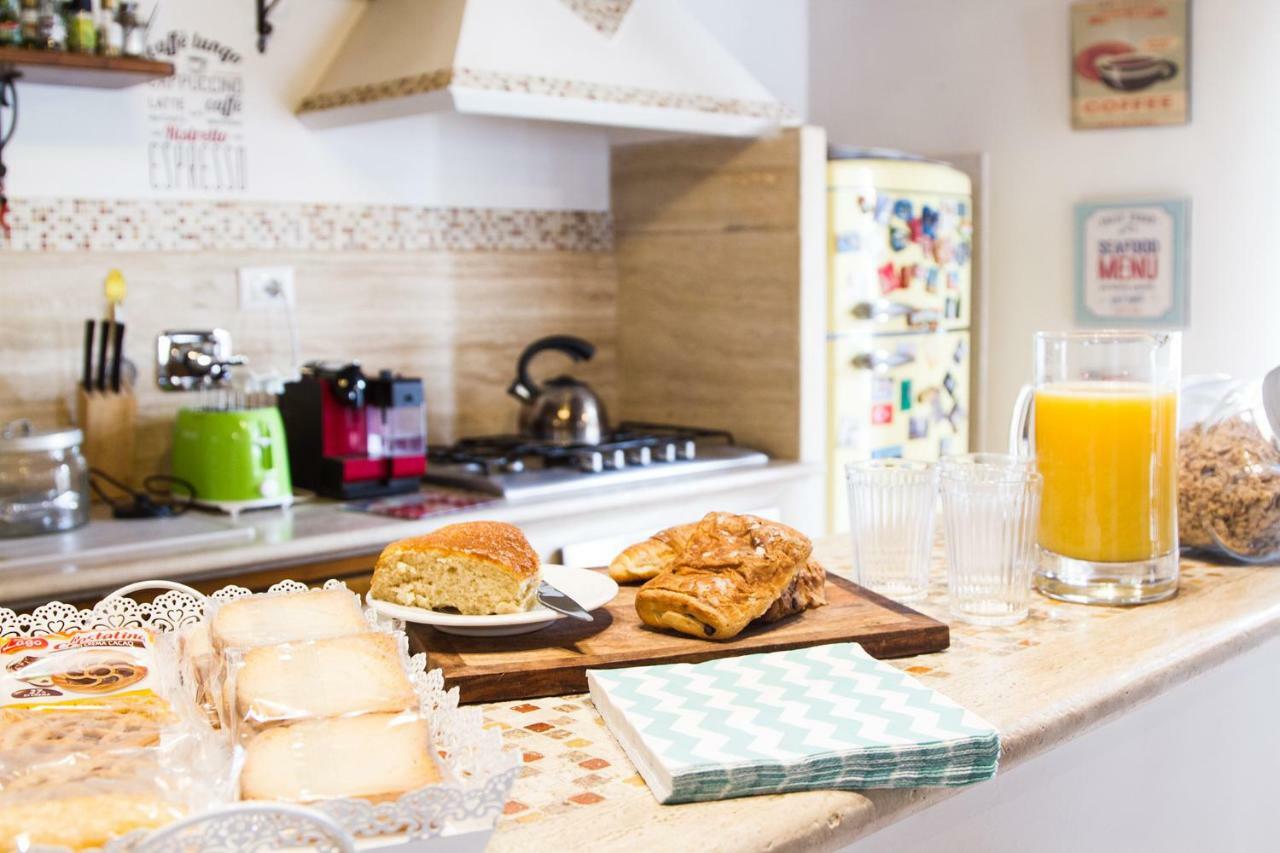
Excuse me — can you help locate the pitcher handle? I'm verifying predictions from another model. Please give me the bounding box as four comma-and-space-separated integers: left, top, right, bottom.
1008, 384, 1035, 457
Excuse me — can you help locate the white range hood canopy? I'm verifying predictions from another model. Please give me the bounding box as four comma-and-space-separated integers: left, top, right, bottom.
298, 0, 793, 137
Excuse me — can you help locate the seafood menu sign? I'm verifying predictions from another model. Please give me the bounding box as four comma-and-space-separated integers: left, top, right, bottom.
1071, 0, 1189, 129
1075, 200, 1189, 327
144, 30, 248, 192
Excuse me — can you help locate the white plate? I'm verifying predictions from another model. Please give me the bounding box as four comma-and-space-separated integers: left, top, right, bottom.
366, 564, 619, 637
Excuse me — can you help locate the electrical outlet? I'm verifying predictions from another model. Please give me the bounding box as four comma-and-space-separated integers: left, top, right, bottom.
238, 266, 296, 311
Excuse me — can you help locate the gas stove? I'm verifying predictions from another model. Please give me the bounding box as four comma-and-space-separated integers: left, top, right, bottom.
422, 422, 769, 499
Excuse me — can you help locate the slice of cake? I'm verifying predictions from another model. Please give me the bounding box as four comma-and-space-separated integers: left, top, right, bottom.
235, 633, 416, 727
211, 588, 367, 652
371, 521, 540, 615
239, 712, 441, 802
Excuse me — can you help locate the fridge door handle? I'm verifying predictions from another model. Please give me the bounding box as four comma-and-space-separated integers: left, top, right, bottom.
852, 300, 940, 328
852, 300, 913, 321
851, 350, 916, 371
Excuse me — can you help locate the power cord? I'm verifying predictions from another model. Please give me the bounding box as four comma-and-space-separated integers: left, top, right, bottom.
89, 469, 198, 519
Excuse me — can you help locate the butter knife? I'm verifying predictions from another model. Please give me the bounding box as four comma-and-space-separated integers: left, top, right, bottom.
537, 580, 594, 622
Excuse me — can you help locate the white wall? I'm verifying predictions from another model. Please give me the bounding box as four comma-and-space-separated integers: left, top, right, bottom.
4, 0, 807, 210
809, 0, 1280, 449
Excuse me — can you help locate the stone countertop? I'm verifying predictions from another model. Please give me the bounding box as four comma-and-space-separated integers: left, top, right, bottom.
480, 539, 1280, 852
0, 462, 816, 608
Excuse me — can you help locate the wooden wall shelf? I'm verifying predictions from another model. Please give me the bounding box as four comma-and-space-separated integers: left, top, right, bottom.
0, 47, 174, 89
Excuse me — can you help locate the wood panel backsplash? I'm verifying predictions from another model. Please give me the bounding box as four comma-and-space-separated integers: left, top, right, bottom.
0, 251, 617, 483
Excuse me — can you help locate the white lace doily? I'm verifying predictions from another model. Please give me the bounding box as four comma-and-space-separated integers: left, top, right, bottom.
1, 579, 519, 850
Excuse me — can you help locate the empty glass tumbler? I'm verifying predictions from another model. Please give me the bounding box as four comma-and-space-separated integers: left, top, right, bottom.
939, 453, 1043, 626
845, 459, 938, 601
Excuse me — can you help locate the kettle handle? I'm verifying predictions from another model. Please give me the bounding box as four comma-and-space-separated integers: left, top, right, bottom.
508, 335, 596, 402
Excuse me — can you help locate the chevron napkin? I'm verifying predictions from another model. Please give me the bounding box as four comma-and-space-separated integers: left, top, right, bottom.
587, 643, 999, 804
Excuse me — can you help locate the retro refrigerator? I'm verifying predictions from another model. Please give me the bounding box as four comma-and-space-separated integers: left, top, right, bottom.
827, 154, 973, 533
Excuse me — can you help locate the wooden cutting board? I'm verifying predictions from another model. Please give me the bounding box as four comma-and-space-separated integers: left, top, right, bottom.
410, 572, 949, 704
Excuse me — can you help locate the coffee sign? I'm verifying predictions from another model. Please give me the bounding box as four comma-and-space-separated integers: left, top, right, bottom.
1071, 0, 1189, 129
1075, 200, 1189, 327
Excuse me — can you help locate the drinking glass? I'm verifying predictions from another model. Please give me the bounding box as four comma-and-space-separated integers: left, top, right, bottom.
844, 459, 937, 601
939, 454, 1042, 625
1009, 331, 1180, 605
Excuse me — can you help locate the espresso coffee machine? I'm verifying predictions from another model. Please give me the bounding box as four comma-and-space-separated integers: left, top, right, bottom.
278, 362, 426, 499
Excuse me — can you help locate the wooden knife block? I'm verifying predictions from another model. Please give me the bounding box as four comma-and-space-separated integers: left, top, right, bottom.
76, 387, 137, 501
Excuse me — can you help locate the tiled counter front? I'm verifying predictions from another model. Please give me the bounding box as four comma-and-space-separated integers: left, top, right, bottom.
479, 540, 1280, 852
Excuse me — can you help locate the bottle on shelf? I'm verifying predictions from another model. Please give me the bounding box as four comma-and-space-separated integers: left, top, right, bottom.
0, 0, 21, 47
96, 0, 121, 56
66, 0, 94, 54
18, 0, 39, 47
36, 0, 64, 50
118, 0, 143, 57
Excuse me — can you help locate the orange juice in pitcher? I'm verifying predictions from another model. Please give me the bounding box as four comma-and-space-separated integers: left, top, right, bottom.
1010, 332, 1180, 605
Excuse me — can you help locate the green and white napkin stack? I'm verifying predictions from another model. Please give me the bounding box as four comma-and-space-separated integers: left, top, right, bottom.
587, 643, 999, 804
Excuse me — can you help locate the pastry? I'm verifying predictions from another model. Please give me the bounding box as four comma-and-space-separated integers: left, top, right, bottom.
0, 704, 172, 756
211, 588, 368, 652
0, 791, 183, 851
635, 513, 812, 641
371, 521, 540, 615
608, 523, 697, 584
611, 516, 828, 626
235, 633, 416, 727
759, 559, 828, 623
240, 711, 442, 802
0, 752, 184, 850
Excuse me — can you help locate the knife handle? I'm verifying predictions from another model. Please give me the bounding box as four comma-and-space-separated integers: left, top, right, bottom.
95, 320, 110, 392
109, 322, 125, 393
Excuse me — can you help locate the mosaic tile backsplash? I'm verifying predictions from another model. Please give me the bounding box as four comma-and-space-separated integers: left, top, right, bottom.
0, 198, 613, 254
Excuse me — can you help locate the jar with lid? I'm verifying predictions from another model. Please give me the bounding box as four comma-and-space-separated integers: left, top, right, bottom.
1178, 367, 1280, 562
0, 420, 90, 537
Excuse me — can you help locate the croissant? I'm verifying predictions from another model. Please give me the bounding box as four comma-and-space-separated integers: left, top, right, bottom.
634, 513, 813, 641
608, 523, 697, 583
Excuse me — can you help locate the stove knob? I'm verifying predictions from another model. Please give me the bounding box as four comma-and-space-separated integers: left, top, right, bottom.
625, 446, 652, 466
676, 440, 697, 461
502, 459, 526, 474
605, 449, 626, 470
655, 443, 678, 463
577, 451, 604, 473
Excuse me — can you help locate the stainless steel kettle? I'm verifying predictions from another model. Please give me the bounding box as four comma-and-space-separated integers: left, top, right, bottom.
507, 335, 609, 446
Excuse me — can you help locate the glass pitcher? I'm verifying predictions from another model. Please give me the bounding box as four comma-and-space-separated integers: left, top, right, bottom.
1010, 331, 1180, 605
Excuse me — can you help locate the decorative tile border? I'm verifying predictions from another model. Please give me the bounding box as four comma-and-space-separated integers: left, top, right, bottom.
0, 198, 613, 253
298, 66, 791, 122
557, 0, 634, 36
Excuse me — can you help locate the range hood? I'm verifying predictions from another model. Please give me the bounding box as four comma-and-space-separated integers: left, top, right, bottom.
298, 0, 792, 137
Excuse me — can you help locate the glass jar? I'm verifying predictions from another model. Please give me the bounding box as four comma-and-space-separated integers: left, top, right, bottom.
1178, 368, 1280, 562
0, 420, 90, 538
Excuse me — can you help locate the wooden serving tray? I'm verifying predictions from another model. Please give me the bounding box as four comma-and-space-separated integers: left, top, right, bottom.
410, 572, 949, 704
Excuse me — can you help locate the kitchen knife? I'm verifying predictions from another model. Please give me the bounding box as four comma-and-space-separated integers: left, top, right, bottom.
537, 580, 594, 622
109, 322, 126, 393
81, 319, 94, 393
95, 319, 110, 392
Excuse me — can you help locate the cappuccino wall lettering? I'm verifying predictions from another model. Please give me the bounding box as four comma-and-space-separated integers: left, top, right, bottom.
145, 29, 248, 193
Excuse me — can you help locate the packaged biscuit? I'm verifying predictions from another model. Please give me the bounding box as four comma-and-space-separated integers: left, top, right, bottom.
0, 751, 192, 850
0, 628, 232, 850
225, 632, 417, 735
208, 587, 369, 654
239, 710, 443, 804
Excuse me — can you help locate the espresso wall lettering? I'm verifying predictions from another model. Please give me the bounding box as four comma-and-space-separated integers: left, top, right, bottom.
144, 30, 248, 192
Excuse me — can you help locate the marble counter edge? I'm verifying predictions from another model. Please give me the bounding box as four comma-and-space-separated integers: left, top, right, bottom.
488, 567, 1280, 853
